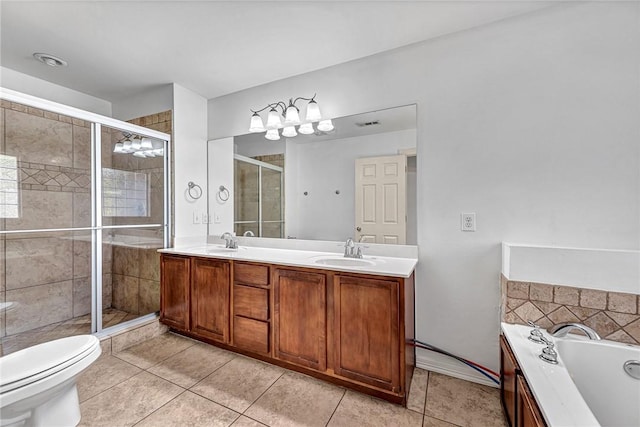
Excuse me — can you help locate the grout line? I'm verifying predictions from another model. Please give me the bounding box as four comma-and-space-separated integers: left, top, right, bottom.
130, 389, 188, 426
240, 370, 286, 415
324, 388, 347, 426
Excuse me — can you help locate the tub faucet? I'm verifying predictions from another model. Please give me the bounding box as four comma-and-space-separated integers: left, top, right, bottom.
548, 323, 601, 340
221, 232, 238, 249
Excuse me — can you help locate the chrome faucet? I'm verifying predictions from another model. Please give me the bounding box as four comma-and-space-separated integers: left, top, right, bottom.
221, 232, 238, 249
548, 323, 601, 340
344, 237, 366, 259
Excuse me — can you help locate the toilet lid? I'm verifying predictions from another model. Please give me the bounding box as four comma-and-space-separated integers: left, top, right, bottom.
0, 335, 99, 393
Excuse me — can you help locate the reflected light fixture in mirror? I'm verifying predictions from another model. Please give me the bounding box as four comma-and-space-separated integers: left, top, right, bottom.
248, 94, 333, 140
113, 132, 164, 157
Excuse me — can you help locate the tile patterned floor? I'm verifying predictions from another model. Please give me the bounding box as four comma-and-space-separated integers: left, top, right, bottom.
78, 332, 508, 427
1, 308, 134, 356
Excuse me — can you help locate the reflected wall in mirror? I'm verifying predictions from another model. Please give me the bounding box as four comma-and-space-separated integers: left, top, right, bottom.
208, 104, 417, 244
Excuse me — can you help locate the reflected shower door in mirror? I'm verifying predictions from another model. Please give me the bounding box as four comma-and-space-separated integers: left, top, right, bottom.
207, 104, 417, 244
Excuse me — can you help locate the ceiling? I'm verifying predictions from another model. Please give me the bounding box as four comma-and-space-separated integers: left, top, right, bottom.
1, 1, 555, 103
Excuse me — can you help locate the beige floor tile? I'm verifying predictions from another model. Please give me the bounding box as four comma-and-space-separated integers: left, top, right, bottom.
407, 368, 429, 413
136, 391, 240, 427
423, 415, 459, 427
424, 373, 506, 427
327, 390, 422, 427
79, 371, 183, 427
245, 372, 345, 427
114, 332, 196, 369
148, 342, 236, 388
191, 356, 284, 413
231, 416, 268, 427
77, 354, 142, 402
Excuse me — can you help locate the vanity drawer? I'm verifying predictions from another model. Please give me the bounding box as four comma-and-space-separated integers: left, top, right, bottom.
234, 263, 270, 287
233, 316, 269, 354
233, 284, 269, 321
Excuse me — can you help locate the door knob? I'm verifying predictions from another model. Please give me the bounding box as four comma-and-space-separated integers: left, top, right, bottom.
356, 227, 362, 232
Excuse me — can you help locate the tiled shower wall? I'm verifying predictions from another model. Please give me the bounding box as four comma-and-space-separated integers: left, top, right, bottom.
501, 275, 640, 345
0, 101, 113, 337
109, 111, 171, 316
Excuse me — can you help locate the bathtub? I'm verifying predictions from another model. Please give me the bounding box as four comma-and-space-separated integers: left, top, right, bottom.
501, 322, 640, 427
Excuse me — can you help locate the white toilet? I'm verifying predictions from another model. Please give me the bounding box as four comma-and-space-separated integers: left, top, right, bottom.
0, 335, 101, 427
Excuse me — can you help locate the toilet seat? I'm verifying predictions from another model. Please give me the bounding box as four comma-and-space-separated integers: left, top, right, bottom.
0, 335, 100, 394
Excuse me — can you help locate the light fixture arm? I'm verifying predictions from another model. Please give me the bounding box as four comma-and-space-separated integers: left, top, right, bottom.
250, 101, 288, 116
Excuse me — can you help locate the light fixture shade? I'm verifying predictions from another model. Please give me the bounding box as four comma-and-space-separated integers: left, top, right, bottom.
131, 136, 142, 150
122, 138, 133, 152
141, 137, 154, 150
282, 126, 297, 137
298, 122, 314, 135
284, 105, 300, 125
266, 108, 282, 129
265, 129, 280, 140
153, 148, 164, 157
305, 100, 322, 122
114, 142, 124, 153
317, 119, 334, 132
249, 112, 266, 132
133, 151, 146, 158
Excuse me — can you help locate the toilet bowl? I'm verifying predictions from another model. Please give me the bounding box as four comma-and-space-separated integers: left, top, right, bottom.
0, 335, 101, 427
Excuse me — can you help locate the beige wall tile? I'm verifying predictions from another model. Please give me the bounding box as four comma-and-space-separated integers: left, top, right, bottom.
608, 292, 637, 314
5, 236, 73, 289
513, 301, 543, 323
623, 318, 640, 343
5, 280, 73, 334
604, 329, 637, 345
531, 301, 560, 315
73, 277, 91, 317
73, 125, 91, 169
583, 312, 619, 337
529, 283, 553, 302
73, 192, 91, 228
112, 246, 140, 277
579, 289, 607, 309
102, 273, 113, 308
5, 109, 73, 167
139, 249, 160, 281
5, 190, 73, 232
112, 274, 139, 314
547, 306, 580, 324
139, 279, 160, 315
567, 306, 599, 320
73, 238, 92, 279
553, 286, 579, 306
605, 311, 639, 327
506, 282, 528, 299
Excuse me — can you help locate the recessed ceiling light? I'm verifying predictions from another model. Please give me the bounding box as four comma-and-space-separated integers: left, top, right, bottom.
33, 53, 67, 67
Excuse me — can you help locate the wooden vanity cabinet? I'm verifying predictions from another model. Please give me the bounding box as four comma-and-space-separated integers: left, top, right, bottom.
190, 258, 230, 343
500, 335, 547, 427
273, 268, 327, 371
334, 275, 401, 392
232, 262, 271, 355
160, 254, 190, 331
160, 253, 415, 405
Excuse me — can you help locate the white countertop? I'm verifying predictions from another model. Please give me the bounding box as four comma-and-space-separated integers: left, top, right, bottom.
159, 244, 417, 278
501, 323, 600, 427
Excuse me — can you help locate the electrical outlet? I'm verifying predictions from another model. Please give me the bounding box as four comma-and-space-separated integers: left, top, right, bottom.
461, 213, 476, 232
214, 213, 221, 224
193, 211, 201, 224
202, 213, 209, 224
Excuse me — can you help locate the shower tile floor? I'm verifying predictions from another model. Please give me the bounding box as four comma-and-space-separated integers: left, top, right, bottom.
1, 308, 135, 356
77, 332, 508, 427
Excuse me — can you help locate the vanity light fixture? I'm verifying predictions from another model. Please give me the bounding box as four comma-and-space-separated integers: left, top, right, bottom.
248, 94, 334, 140
113, 132, 164, 157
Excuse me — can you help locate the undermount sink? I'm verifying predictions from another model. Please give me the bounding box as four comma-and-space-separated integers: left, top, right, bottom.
313, 257, 376, 267
204, 245, 240, 254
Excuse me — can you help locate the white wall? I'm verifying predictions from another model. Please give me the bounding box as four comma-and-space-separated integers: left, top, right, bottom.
1, 66, 112, 115
173, 83, 209, 244
208, 137, 235, 236
111, 84, 173, 121
207, 2, 640, 377
285, 129, 416, 241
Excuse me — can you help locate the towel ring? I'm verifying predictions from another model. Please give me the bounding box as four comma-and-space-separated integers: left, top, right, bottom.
218, 185, 230, 202
187, 181, 202, 200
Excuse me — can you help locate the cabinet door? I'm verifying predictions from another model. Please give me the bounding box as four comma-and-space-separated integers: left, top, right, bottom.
500, 335, 518, 427
518, 376, 546, 427
190, 258, 230, 343
160, 255, 190, 331
273, 268, 327, 371
334, 275, 400, 391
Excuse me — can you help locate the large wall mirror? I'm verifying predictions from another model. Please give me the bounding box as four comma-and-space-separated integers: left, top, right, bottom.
208, 104, 417, 245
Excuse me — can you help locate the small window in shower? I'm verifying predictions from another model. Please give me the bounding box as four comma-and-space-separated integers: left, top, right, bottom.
0, 154, 19, 218
102, 168, 149, 217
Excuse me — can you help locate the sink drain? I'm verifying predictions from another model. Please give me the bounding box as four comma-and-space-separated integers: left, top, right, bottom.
623, 360, 640, 379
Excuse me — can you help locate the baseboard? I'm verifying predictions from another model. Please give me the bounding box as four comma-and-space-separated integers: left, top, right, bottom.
416, 350, 499, 388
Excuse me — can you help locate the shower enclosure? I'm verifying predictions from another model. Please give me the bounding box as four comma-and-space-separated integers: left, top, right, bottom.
233, 154, 283, 238
0, 90, 170, 356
